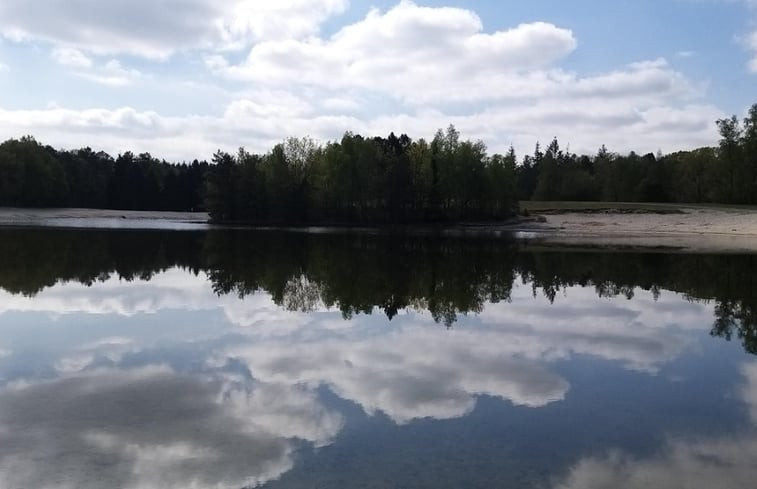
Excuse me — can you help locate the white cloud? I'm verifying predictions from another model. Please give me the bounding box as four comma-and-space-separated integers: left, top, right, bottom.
0, 2, 726, 157
0, 0, 347, 59
76, 59, 143, 87
224, 2, 578, 104
43, 52, 146, 87
51, 46, 92, 68
0, 367, 343, 489
217, 0, 349, 49
0, 90, 722, 161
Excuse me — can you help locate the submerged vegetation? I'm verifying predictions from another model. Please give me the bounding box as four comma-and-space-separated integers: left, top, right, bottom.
0, 103, 756, 223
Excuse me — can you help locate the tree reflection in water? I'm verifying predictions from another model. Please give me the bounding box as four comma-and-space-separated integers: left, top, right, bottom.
0, 227, 755, 352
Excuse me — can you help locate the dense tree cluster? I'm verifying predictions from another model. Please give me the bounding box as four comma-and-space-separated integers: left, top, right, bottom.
0, 136, 208, 211
205, 127, 519, 223
517, 103, 757, 203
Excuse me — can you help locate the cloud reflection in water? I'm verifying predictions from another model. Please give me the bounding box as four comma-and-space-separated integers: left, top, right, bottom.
0, 267, 721, 487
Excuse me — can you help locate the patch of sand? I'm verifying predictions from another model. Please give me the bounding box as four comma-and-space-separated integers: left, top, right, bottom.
523, 207, 757, 253
0, 208, 210, 230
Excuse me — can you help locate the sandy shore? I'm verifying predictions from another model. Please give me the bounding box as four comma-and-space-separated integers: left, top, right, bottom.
0, 208, 210, 230
1, 206, 756, 252
520, 206, 757, 253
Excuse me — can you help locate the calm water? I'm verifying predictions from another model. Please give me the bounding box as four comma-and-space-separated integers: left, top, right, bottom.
0, 227, 756, 488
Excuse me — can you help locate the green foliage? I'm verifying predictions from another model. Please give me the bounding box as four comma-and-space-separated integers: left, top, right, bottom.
203, 127, 519, 224
0, 136, 69, 206
0, 137, 208, 211
6, 102, 757, 215
512, 103, 757, 205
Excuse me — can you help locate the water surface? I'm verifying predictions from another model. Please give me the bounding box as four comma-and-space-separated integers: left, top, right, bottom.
0, 228, 755, 488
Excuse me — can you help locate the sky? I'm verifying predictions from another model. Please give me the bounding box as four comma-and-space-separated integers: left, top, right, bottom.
0, 0, 755, 161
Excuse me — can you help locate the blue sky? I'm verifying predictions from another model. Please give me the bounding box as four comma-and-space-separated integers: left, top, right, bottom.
0, 0, 755, 160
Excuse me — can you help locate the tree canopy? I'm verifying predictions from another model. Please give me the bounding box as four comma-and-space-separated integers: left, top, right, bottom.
2, 102, 757, 221
204, 128, 518, 224
0, 136, 208, 212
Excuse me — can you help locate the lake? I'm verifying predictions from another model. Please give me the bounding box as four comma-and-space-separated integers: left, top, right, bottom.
0, 227, 755, 488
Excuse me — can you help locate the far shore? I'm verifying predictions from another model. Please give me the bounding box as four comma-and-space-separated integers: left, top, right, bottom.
1, 205, 757, 253
515, 204, 757, 253
0, 208, 211, 230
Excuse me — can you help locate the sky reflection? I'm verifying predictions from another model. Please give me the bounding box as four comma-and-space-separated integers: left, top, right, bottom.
553, 361, 757, 489
0, 265, 749, 488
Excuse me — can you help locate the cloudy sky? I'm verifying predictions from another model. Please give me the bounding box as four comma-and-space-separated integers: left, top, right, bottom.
0, 0, 755, 161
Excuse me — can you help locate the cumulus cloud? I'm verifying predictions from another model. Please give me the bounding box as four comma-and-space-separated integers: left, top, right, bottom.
0, 97, 363, 161
217, 0, 349, 48
223, 2, 579, 104
51, 46, 92, 68
0, 367, 342, 489
0, 0, 347, 58
0, 1, 726, 158
0, 92, 722, 161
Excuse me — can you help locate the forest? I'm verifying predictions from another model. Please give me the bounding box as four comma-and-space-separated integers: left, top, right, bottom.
0, 103, 755, 222
0, 137, 207, 211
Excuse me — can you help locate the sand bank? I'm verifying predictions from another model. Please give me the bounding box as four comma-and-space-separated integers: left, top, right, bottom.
520, 206, 757, 253
0, 208, 210, 230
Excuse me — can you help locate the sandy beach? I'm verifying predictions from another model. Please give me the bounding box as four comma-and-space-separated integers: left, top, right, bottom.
521, 206, 757, 253
0, 208, 210, 230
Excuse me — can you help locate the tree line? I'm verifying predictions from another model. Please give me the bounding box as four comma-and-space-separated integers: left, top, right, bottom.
204, 127, 519, 224
517, 104, 757, 203
204, 102, 757, 220
0, 136, 207, 211
1, 102, 756, 218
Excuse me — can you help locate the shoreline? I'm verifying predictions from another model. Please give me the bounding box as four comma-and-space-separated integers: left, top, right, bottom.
1, 206, 757, 253
514, 206, 757, 253
0, 208, 211, 231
